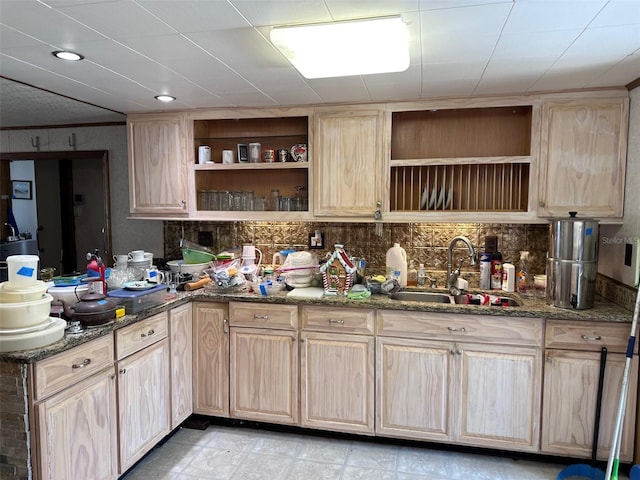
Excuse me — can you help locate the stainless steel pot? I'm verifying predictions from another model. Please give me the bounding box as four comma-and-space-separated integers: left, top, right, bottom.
547, 212, 599, 309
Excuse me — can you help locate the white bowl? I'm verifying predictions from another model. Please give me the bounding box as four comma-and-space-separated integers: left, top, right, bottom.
0, 317, 66, 352
166, 260, 210, 276
0, 294, 54, 329
47, 284, 89, 306
0, 280, 48, 303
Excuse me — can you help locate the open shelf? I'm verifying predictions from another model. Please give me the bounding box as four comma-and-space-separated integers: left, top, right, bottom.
390, 163, 530, 212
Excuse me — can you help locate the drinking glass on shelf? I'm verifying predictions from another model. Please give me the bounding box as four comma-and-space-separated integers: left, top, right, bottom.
254, 196, 266, 211
270, 189, 280, 211
208, 190, 220, 211
219, 190, 231, 211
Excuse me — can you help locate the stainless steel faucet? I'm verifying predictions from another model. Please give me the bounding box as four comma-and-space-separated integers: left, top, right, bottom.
446, 236, 477, 295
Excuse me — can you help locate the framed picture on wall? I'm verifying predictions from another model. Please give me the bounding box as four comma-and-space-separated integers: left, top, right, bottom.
12, 180, 32, 200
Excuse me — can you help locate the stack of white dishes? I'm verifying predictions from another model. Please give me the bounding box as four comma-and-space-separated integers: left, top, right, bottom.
0, 255, 66, 352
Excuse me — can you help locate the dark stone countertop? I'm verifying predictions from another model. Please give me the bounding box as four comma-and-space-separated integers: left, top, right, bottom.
1, 287, 633, 364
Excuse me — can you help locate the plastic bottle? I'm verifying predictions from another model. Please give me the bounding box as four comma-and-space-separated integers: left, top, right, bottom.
502, 262, 515, 292
517, 251, 533, 298
407, 260, 418, 287
490, 252, 503, 290
417, 263, 426, 286
479, 253, 491, 290
386, 243, 407, 287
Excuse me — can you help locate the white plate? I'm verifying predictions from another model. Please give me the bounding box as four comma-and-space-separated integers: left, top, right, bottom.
123, 281, 157, 291
436, 187, 445, 209
420, 185, 428, 209
444, 187, 452, 209
0, 317, 56, 335
428, 187, 437, 209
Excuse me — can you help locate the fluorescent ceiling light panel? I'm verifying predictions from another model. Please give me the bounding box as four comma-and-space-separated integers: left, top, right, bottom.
270, 16, 409, 79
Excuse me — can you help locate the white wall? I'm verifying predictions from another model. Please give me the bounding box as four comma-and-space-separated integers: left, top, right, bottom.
598, 86, 640, 287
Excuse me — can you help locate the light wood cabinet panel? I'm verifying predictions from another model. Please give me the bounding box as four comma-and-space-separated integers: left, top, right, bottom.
301, 305, 375, 334
456, 342, 541, 451
230, 327, 298, 425
313, 107, 385, 217
116, 311, 168, 360
229, 301, 298, 329
170, 303, 193, 428
117, 338, 171, 473
538, 97, 628, 218
35, 367, 118, 480
376, 337, 452, 442
193, 302, 229, 417
545, 319, 636, 353
541, 349, 638, 461
34, 335, 114, 400
127, 113, 189, 216
301, 331, 374, 434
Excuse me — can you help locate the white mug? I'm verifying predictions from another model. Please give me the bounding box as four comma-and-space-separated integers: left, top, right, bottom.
113, 254, 128, 266
198, 146, 211, 164
128, 250, 145, 262
249, 142, 261, 163
145, 268, 165, 283
222, 149, 234, 164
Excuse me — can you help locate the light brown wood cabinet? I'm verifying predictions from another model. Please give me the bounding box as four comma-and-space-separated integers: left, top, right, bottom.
313, 106, 385, 218
376, 311, 542, 452
538, 95, 628, 219
229, 302, 299, 425
170, 302, 193, 428
300, 306, 375, 434
193, 302, 229, 417
127, 113, 189, 216
541, 320, 638, 461
116, 312, 171, 473
33, 336, 118, 480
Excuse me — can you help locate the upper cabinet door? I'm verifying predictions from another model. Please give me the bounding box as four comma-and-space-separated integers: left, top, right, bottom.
127, 114, 189, 216
538, 97, 628, 219
313, 107, 385, 217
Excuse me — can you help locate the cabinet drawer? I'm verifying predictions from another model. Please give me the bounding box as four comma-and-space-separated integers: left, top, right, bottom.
301, 306, 374, 334
545, 320, 635, 353
229, 302, 298, 330
116, 312, 168, 360
377, 310, 543, 346
34, 335, 114, 400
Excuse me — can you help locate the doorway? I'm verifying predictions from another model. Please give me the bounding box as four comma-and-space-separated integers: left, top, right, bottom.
0, 150, 111, 275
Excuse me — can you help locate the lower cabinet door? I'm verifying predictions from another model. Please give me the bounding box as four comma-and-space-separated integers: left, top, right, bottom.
170, 303, 193, 428
301, 331, 374, 434
118, 338, 170, 473
35, 367, 118, 480
230, 327, 298, 424
541, 350, 638, 461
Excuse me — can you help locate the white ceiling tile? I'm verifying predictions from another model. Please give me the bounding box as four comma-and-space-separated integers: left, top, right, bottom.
420, 3, 511, 37
422, 33, 497, 63
502, 1, 607, 34
0, 25, 46, 49
421, 78, 476, 98
229, 0, 332, 26
491, 29, 581, 60
419, 0, 511, 10
55, 0, 176, 39
587, 50, 640, 87
566, 24, 640, 59
324, 0, 419, 19
590, 0, 640, 27
530, 60, 618, 91
306, 76, 372, 103
422, 61, 486, 82
136, 0, 250, 33
364, 64, 423, 100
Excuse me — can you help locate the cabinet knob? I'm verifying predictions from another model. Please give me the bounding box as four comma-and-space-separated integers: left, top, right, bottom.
119, 368, 127, 374
181, 200, 187, 209
539, 200, 546, 207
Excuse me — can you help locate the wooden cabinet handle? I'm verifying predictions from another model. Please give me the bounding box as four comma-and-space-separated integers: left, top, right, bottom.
254, 314, 269, 320
447, 326, 466, 333
119, 368, 127, 374
72, 358, 91, 369
581, 334, 602, 341
539, 200, 546, 207
223, 318, 229, 334
329, 319, 345, 324
141, 328, 155, 338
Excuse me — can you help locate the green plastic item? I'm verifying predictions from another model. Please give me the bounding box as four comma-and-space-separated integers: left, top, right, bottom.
181, 248, 215, 264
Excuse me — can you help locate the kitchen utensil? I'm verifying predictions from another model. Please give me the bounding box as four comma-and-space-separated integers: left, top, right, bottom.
184, 276, 212, 291
0, 294, 54, 329
166, 260, 210, 276
547, 212, 599, 309
56, 291, 118, 326
556, 347, 607, 480
605, 285, 639, 480
47, 283, 89, 305
182, 248, 215, 264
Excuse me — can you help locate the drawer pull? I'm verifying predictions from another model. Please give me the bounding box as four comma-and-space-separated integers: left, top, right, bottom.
582, 335, 602, 341
254, 314, 269, 320
223, 318, 229, 334
447, 326, 466, 333
141, 328, 155, 338
119, 368, 127, 374
72, 358, 91, 369
329, 319, 345, 324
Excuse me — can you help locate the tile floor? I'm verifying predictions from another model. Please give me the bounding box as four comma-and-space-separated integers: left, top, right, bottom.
121, 423, 631, 480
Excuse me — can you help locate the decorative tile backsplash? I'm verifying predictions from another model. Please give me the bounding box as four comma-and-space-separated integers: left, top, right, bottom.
165, 221, 549, 287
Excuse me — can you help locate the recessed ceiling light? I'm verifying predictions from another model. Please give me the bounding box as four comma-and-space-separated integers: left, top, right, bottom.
154, 95, 176, 102
270, 16, 409, 79
52, 50, 84, 61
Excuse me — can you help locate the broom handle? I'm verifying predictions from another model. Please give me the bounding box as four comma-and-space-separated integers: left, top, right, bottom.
605, 287, 639, 479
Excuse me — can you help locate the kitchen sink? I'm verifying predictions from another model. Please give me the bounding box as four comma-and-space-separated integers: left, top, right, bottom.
389, 291, 452, 303
389, 290, 523, 307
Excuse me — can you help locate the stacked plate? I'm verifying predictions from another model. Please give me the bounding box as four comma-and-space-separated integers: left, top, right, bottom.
0, 255, 66, 352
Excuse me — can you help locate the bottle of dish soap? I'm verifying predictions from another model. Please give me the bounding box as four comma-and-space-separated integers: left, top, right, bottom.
417, 263, 426, 286
516, 251, 532, 298
386, 242, 407, 287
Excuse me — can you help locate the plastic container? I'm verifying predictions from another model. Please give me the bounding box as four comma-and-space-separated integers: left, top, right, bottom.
417, 264, 426, 286
490, 252, 503, 290
0, 294, 54, 329
502, 263, 515, 292
6, 255, 39, 288
0, 280, 48, 303
407, 260, 418, 287
516, 251, 532, 298
47, 283, 90, 305
386, 243, 407, 287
